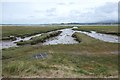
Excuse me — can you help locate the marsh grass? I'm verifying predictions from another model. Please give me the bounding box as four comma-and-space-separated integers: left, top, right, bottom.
73, 26, 119, 36
1, 26, 68, 40
72, 32, 82, 42
2, 49, 118, 77
2, 32, 118, 78
2, 36, 17, 41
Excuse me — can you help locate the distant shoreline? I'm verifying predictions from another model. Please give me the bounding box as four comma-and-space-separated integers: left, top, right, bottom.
0, 23, 119, 26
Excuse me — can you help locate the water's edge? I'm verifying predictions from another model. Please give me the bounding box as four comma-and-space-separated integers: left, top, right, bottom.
1, 28, 119, 49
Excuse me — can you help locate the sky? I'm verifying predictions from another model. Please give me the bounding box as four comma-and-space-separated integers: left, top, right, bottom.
0, 0, 119, 24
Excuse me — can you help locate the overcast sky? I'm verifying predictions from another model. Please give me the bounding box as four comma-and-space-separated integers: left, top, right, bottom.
0, 0, 119, 24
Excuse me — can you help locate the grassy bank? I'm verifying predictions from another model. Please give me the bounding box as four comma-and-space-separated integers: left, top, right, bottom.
72, 32, 82, 42
2, 31, 118, 78
16, 31, 62, 45
72, 32, 103, 44
73, 26, 119, 36
1, 26, 68, 40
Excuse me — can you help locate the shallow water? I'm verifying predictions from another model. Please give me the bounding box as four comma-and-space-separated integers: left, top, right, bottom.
43, 29, 78, 45
1, 34, 42, 49
33, 52, 48, 59
76, 31, 119, 43
0, 41, 17, 49
13, 34, 41, 43
1, 28, 119, 49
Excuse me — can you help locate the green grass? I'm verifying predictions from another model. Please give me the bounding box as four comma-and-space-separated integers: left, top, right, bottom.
2, 31, 118, 78
1, 26, 68, 40
72, 32, 103, 44
2, 52, 118, 78
72, 32, 82, 42
73, 26, 119, 36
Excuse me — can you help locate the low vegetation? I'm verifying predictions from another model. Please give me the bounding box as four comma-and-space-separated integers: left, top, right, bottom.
1, 26, 68, 40
2, 36, 17, 41
72, 32, 81, 42
16, 31, 62, 45
73, 26, 119, 36
2, 30, 118, 78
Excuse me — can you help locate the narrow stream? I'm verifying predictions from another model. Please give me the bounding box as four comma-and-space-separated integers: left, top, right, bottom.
0, 41, 17, 49
1, 28, 119, 49
1, 34, 42, 49
13, 34, 41, 43
76, 31, 119, 43
43, 29, 78, 45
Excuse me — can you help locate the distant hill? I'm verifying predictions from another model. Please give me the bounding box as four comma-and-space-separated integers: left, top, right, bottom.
1, 20, 119, 26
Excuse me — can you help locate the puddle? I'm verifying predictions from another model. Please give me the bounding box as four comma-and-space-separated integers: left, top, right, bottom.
76, 31, 119, 43
43, 29, 78, 45
33, 52, 48, 59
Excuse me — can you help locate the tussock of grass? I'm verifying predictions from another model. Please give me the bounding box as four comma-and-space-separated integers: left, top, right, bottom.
72, 32, 82, 43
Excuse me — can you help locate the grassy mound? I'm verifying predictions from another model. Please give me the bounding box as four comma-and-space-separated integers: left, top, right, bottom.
16, 31, 62, 45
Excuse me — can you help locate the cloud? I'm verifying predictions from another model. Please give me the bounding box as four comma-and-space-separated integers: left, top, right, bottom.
45, 8, 56, 16
95, 2, 117, 13
1, 0, 119, 24
57, 3, 66, 5
67, 2, 118, 23
93, 2, 118, 22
